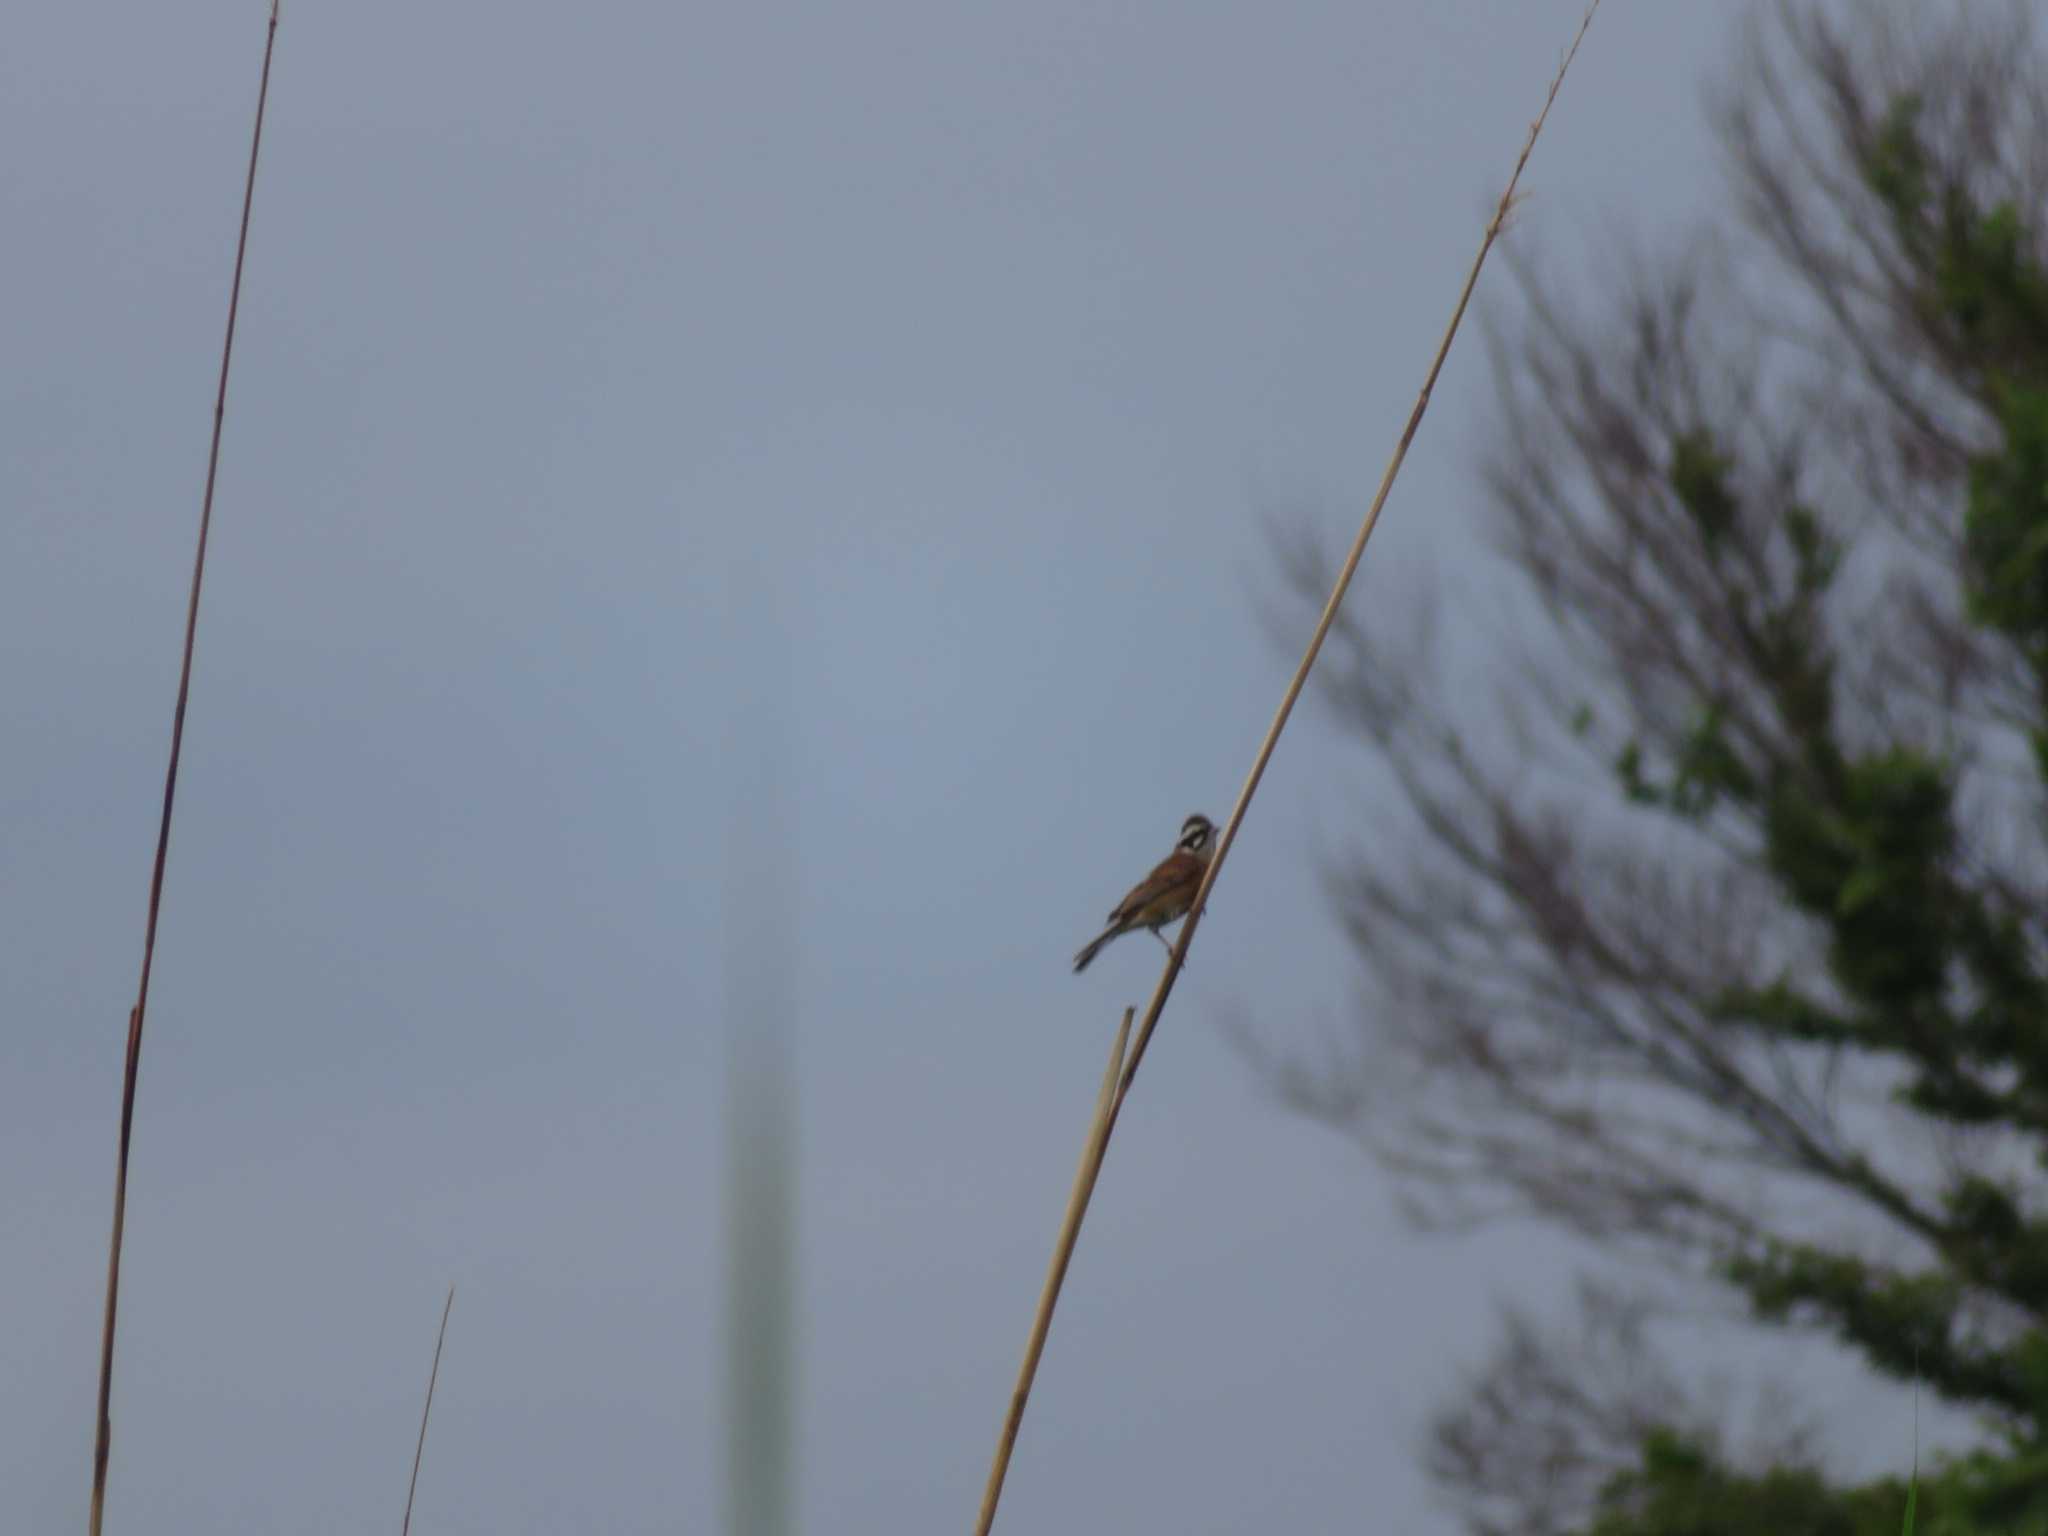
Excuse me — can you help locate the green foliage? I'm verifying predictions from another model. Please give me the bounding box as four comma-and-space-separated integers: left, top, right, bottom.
1614, 706, 1754, 818
1965, 384, 2048, 652
1937, 204, 2048, 370
1866, 97, 2048, 378
1577, 1434, 2048, 1536
1707, 977, 1853, 1044
1581, 1431, 1903, 1536
1865, 94, 1929, 219
1614, 433, 1843, 823
1783, 503, 1841, 596
1567, 68, 2048, 1536
1869, 98, 2048, 677
1672, 430, 1740, 553
1725, 1244, 2031, 1412
1945, 1442, 2048, 1531
1763, 749, 1955, 1010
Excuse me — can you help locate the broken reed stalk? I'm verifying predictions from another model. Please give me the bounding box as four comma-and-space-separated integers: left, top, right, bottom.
971, 6, 1603, 1532
402, 1286, 458, 1536
87, 7, 281, 1534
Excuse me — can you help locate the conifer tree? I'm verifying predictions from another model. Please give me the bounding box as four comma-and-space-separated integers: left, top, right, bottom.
1267, 6, 2048, 1530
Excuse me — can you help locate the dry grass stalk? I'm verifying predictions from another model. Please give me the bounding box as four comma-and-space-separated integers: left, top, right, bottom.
87, 7, 282, 1533
974, 1009, 1133, 1536
402, 1286, 458, 1536
972, 5, 1605, 1531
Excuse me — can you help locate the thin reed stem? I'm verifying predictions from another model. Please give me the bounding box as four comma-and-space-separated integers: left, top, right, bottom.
1115, 2, 1600, 1111
972, 7, 1602, 1530
402, 1286, 458, 1536
975, 1009, 1133, 1536
87, 7, 281, 1533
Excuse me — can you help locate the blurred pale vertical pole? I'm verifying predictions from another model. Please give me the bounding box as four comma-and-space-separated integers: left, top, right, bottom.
720, 543, 798, 1536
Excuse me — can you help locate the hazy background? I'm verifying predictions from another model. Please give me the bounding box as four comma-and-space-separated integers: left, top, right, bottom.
5, 4, 1783, 1531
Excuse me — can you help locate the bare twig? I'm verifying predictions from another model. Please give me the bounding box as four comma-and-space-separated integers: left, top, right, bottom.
971, 6, 1603, 1530
87, 7, 281, 1533
402, 1286, 458, 1536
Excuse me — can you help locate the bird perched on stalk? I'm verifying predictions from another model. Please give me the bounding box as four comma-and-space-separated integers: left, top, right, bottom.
1072, 813, 1216, 973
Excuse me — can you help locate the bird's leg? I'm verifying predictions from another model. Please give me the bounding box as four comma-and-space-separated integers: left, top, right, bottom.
1151, 927, 1191, 971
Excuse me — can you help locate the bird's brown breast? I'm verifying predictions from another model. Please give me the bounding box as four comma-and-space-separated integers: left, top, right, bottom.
1108, 849, 1206, 927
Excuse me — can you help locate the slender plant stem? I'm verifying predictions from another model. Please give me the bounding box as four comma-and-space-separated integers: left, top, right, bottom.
971, 7, 1602, 1531
403, 1286, 458, 1536
974, 1010, 1132, 1536
87, 8, 281, 1533
1115, 1, 1600, 1113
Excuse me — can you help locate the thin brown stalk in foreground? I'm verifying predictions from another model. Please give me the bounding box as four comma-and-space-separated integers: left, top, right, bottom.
87, 7, 281, 1534
402, 1286, 458, 1536
974, 1009, 1132, 1536
972, 7, 1602, 1531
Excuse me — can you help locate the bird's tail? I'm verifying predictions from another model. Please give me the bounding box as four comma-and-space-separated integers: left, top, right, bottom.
1072, 927, 1118, 973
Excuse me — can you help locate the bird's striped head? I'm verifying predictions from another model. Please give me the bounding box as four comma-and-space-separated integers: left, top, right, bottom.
1178, 813, 1217, 859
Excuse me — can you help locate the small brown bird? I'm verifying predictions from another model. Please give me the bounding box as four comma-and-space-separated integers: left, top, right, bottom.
1072, 813, 1217, 973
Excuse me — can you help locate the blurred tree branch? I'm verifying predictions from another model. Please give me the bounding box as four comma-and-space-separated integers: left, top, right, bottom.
1257, 3, 2048, 1530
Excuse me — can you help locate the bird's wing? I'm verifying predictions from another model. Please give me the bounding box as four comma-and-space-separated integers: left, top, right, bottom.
1106, 850, 1204, 927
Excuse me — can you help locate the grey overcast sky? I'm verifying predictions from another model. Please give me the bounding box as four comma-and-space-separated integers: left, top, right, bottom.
4, 3, 1816, 1532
